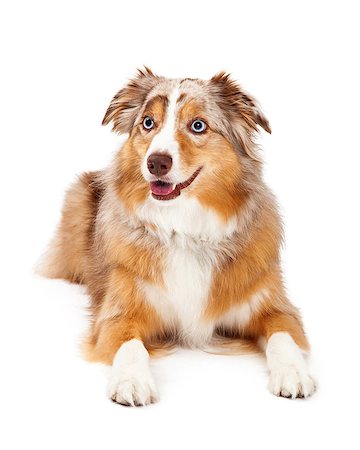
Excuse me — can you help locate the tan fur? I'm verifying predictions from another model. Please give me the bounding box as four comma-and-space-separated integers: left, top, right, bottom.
41, 68, 310, 370
38, 171, 102, 283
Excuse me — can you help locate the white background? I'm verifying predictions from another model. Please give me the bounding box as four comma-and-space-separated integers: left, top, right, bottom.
1, 1, 359, 449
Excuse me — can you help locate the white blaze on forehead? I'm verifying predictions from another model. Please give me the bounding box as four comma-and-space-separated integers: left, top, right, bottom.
153, 85, 180, 149
142, 83, 183, 182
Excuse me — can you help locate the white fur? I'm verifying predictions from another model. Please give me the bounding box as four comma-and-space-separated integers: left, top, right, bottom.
140, 241, 214, 347
217, 288, 269, 331
266, 332, 316, 398
137, 193, 238, 347
141, 84, 185, 183
107, 339, 158, 406
136, 194, 237, 244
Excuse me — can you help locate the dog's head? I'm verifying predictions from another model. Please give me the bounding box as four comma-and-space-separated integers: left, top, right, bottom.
103, 68, 270, 220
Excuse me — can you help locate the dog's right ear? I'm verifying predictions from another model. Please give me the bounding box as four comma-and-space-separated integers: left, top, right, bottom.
102, 67, 159, 134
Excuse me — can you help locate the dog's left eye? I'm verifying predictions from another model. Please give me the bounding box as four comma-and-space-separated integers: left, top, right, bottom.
143, 116, 154, 130
191, 120, 206, 133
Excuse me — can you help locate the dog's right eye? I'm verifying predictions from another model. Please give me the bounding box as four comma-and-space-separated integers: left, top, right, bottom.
143, 116, 155, 130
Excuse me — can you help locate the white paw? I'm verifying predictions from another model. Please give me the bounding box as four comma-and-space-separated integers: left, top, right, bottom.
107, 339, 158, 406
266, 332, 317, 399
107, 369, 158, 406
268, 367, 316, 398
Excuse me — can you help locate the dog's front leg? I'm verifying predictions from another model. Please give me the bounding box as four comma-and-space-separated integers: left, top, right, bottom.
260, 313, 317, 399
85, 268, 160, 406
93, 314, 159, 406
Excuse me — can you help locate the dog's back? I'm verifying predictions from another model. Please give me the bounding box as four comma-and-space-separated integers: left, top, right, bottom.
39, 171, 103, 284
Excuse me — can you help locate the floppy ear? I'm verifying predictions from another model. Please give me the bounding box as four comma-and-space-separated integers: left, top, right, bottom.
209, 72, 271, 159
102, 67, 159, 133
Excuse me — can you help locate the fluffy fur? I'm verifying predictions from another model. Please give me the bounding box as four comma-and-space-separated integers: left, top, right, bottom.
40, 68, 316, 405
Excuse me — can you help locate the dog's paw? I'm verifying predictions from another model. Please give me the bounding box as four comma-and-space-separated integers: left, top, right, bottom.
107, 339, 159, 406
107, 368, 158, 406
107, 372, 158, 406
268, 367, 316, 399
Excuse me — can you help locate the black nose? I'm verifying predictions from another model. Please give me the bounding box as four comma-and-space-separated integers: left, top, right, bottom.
147, 153, 173, 177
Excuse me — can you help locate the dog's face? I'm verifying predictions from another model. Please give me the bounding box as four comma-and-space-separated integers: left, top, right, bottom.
103, 68, 271, 219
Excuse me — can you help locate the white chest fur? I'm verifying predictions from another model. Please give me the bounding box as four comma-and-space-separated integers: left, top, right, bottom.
140, 239, 215, 346
135, 196, 237, 346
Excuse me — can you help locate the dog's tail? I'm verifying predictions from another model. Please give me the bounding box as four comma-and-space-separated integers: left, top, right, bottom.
202, 335, 262, 355
145, 336, 261, 358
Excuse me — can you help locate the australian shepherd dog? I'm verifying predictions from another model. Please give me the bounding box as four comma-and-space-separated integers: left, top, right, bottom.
40, 68, 316, 405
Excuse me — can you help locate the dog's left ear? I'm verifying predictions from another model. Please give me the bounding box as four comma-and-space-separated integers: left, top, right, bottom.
209, 72, 271, 159
102, 67, 159, 133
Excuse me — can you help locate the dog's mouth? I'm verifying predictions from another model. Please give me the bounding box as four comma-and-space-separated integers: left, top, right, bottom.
150, 167, 202, 201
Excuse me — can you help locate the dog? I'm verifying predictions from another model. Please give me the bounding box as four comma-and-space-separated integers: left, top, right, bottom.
40, 68, 316, 406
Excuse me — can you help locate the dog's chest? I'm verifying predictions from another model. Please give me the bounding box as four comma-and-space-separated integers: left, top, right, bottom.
141, 241, 215, 346
135, 196, 238, 346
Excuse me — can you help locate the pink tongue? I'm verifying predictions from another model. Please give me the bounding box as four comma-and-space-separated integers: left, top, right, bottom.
150, 181, 175, 196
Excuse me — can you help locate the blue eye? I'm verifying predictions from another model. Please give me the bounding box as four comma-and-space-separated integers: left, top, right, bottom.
143, 116, 154, 130
191, 119, 206, 133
